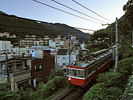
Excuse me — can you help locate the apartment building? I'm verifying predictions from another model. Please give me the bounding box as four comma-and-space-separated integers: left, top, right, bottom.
20, 35, 50, 47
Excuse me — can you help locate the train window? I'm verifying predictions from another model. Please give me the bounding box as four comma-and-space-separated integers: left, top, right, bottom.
78, 70, 83, 78
73, 70, 77, 76
69, 69, 72, 75
85, 69, 89, 77
83, 70, 85, 78
89, 67, 92, 74
66, 68, 69, 75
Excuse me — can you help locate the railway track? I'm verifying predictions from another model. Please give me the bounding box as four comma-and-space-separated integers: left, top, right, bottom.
56, 86, 85, 100
54, 80, 96, 100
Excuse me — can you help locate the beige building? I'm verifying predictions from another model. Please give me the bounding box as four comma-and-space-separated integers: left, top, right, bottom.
0, 32, 16, 38
0, 32, 9, 37
20, 35, 50, 47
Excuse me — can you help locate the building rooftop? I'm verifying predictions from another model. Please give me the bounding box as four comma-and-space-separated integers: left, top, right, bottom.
57, 49, 68, 55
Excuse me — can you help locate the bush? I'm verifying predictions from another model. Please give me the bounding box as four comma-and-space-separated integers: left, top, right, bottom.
97, 72, 124, 87
84, 83, 107, 100
40, 76, 67, 99
122, 48, 133, 59
0, 83, 21, 100
105, 87, 123, 100
48, 68, 64, 80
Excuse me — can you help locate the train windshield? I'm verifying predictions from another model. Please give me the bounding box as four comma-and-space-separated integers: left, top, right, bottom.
67, 68, 84, 78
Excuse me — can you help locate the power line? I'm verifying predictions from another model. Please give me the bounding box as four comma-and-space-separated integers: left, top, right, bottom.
50, 0, 108, 23
118, 32, 132, 47
72, 0, 113, 22
32, 0, 103, 24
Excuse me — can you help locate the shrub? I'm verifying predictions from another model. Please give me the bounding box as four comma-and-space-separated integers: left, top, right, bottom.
117, 57, 133, 77
0, 83, 21, 100
121, 47, 133, 59
48, 68, 64, 80
40, 76, 67, 98
97, 72, 123, 87
105, 87, 123, 100
84, 83, 107, 100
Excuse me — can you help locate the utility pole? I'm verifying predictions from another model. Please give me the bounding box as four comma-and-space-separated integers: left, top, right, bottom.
68, 34, 71, 63
115, 18, 118, 72
110, 28, 113, 46
131, 30, 133, 47
5, 44, 10, 83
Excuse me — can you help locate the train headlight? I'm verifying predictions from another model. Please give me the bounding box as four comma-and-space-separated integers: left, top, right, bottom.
68, 76, 71, 80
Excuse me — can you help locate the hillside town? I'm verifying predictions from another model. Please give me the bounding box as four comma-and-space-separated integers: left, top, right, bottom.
0, 32, 87, 91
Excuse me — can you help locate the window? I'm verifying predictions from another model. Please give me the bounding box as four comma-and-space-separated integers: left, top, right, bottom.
78, 70, 83, 78
85, 69, 89, 77
35, 65, 37, 70
73, 70, 77, 76
89, 67, 92, 74
69, 69, 72, 75
63, 57, 66, 60
66, 68, 69, 75
34, 64, 42, 71
39, 65, 42, 69
63, 63, 66, 66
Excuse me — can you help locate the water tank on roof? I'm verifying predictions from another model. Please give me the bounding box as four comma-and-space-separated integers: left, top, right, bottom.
2, 65, 7, 75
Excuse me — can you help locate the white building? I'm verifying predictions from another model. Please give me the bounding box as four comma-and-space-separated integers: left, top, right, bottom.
11, 46, 26, 57
49, 40, 56, 48
57, 48, 79, 69
0, 41, 12, 53
57, 49, 69, 69
81, 43, 86, 50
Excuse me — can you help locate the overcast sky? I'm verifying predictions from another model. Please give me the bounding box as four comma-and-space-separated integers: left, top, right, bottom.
0, 0, 128, 34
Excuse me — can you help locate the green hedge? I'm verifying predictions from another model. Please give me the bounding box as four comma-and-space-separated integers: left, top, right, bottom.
37, 76, 67, 99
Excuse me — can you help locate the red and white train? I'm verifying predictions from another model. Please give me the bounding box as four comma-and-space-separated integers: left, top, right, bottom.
66, 48, 116, 87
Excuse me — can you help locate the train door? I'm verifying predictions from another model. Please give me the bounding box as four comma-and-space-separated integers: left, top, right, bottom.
95, 65, 98, 76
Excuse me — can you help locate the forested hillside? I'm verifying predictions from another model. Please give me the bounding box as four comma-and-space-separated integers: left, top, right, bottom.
87, 2, 133, 52
0, 11, 90, 41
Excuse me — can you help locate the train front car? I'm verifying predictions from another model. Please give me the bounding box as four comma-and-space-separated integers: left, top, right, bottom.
66, 48, 114, 87
66, 61, 87, 87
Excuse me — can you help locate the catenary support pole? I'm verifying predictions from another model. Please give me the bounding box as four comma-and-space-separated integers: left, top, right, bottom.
5, 44, 10, 83
115, 18, 118, 72
68, 34, 71, 63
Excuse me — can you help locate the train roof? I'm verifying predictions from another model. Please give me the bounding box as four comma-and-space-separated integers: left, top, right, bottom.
67, 50, 112, 69
90, 49, 108, 56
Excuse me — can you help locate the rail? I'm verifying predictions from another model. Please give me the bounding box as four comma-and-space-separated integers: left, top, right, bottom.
56, 86, 85, 100
57, 89, 74, 100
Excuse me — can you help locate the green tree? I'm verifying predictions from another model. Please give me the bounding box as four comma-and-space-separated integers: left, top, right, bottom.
84, 83, 107, 100
48, 67, 64, 80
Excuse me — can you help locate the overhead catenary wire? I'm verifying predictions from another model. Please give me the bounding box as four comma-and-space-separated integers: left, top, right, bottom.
118, 32, 132, 47
50, 0, 108, 24
32, 0, 103, 24
72, 0, 113, 22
